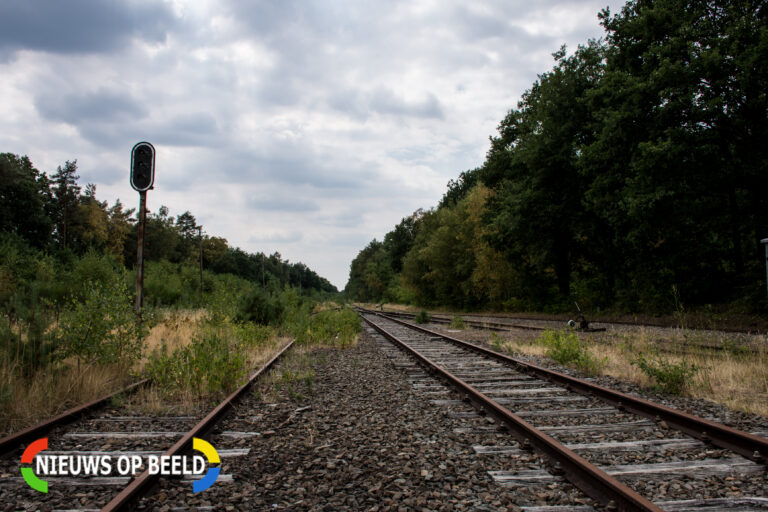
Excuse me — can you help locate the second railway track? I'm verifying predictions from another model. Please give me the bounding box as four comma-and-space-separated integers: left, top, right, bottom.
360, 310, 768, 511
0, 340, 294, 511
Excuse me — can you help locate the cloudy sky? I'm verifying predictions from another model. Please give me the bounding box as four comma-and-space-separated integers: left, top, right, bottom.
0, 0, 625, 290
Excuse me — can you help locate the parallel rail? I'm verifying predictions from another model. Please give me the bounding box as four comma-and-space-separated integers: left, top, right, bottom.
1, 340, 294, 511
102, 338, 294, 511
360, 310, 768, 511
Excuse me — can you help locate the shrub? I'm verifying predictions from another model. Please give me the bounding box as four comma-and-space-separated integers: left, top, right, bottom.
56, 275, 146, 367
145, 331, 247, 396
236, 287, 284, 325
539, 330, 605, 375
414, 310, 431, 324
450, 315, 466, 328
632, 351, 699, 394
295, 308, 361, 348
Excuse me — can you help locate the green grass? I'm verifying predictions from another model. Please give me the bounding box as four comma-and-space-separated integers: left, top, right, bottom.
632, 350, 700, 394
539, 330, 606, 375
294, 308, 361, 348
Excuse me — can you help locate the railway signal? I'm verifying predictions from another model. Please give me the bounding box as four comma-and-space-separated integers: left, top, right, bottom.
131, 142, 155, 316
130, 142, 155, 192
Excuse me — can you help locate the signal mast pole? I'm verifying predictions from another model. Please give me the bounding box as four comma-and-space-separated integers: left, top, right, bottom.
130, 142, 155, 318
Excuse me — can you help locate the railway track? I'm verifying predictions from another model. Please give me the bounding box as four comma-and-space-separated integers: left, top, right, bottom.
360, 310, 768, 511
373, 308, 764, 354
374, 307, 767, 336
0, 340, 293, 511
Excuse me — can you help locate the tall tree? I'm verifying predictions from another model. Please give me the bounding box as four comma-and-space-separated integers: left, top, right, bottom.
0, 153, 53, 247
51, 160, 81, 250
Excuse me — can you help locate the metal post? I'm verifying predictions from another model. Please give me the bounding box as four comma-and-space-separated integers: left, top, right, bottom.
761, 239, 768, 298
135, 191, 147, 316
199, 226, 203, 302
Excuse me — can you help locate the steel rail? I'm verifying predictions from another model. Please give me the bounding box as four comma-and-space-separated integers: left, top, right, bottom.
366, 308, 757, 354
361, 313, 662, 512
373, 311, 768, 464
101, 339, 295, 512
0, 379, 149, 455
369, 306, 766, 335
377, 309, 545, 332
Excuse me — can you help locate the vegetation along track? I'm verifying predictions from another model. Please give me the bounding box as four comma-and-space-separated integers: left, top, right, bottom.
0, 340, 293, 511
377, 309, 765, 354
359, 310, 768, 511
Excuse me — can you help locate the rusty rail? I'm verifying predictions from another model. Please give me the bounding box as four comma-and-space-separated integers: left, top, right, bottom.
101, 339, 294, 511
372, 311, 768, 464
361, 313, 662, 511
0, 379, 149, 456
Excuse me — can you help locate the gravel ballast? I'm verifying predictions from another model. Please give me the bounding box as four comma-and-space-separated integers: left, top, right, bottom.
142, 326, 589, 511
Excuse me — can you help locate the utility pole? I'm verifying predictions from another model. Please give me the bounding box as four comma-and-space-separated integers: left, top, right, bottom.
199, 226, 204, 303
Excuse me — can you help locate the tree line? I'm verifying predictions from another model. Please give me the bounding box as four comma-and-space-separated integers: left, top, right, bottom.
346, 0, 768, 314
0, 152, 336, 308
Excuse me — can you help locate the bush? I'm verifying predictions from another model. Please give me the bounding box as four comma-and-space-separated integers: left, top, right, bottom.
236, 287, 284, 325
145, 330, 247, 396
414, 310, 431, 324
632, 351, 699, 394
539, 330, 605, 375
295, 308, 361, 348
450, 315, 466, 328
55, 274, 147, 366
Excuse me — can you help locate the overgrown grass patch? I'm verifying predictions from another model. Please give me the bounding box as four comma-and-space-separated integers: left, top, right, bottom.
294, 308, 361, 348
632, 350, 700, 394
539, 330, 606, 375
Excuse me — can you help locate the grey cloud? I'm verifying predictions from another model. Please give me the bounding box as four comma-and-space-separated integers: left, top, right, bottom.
153, 113, 220, 147
247, 195, 320, 213
35, 88, 147, 125
328, 88, 444, 120
0, 0, 176, 59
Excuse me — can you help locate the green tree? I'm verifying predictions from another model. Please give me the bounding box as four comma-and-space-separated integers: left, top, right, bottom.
0, 153, 53, 248
51, 160, 81, 250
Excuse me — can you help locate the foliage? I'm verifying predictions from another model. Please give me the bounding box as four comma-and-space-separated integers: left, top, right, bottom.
145, 330, 247, 396
237, 287, 286, 325
414, 310, 431, 324
56, 275, 147, 366
346, 0, 768, 315
632, 351, 700, 395
540, 330, 605, 375
295, 308, 361, 348
450, 315, 466, 329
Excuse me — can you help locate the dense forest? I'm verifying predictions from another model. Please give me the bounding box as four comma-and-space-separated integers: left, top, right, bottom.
346, 0, 768, 314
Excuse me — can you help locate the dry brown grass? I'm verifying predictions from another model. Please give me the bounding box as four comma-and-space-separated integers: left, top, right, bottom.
141, 309, 206, 361
0, 361, 130, 436
0, 309, 210, 435
492, 327, 768, 417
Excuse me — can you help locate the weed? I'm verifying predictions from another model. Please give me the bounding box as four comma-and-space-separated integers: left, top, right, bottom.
295, 308, 360, 348
450, 315, 466, 329
414, 311, 431, 324
632, 350, 699, 394
145, 330, 247, 397
490, 332, 503, 351
539, 330, 606, 375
